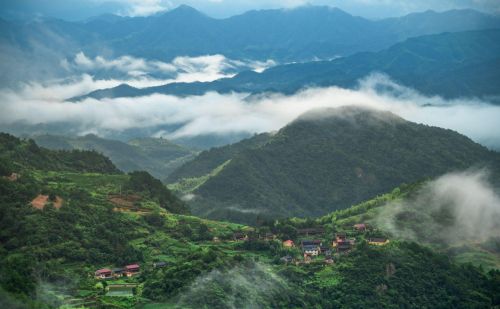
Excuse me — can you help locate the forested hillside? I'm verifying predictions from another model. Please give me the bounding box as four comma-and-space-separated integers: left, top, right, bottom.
32, 134, 196, 181
78, 29, 500, 101
0, 133, 119, 174
3, 6, 500, 87
1, 134, 499, 308
170, 107, 500, 224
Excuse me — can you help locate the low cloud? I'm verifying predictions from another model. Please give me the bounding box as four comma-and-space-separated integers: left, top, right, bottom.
53, 52, 277, 98
66, 52, 275, 81
176, 262, 289, 308
1, 73, 500, 149
375, 169, 500, 245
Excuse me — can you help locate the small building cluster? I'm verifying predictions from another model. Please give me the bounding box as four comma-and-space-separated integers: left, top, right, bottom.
301, 239, 322, 256
94, 264, 140, 280
332, 233, 355, 253
279, 222, 389, 265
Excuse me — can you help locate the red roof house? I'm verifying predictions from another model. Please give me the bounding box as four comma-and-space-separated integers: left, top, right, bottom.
283, 240, 294, 247
94, 268, 112, 279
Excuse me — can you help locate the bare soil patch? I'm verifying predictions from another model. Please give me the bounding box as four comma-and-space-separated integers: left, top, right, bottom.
108, 194, 141, 208
31, 194, 64, 210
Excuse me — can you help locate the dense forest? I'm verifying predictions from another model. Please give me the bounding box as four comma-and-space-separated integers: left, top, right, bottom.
170, 107, 500, 224
32, 134, 196, 181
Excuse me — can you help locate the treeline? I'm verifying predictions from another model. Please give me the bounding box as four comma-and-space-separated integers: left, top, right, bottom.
0, 133, 120, 174
125, 171, 189, 214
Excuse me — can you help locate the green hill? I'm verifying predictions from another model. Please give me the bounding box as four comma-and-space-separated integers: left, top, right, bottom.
32, 134, 196, 182
169, 106, 500, 224
0, 133, 119, 174
1, 133, 499, 308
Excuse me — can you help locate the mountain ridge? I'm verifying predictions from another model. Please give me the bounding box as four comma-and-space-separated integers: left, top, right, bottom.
169, 106, 500, 224
73, 29, 500, 101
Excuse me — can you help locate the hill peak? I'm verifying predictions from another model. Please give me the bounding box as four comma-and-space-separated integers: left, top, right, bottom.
293, 106, 404, 125
165, 4, 206, 18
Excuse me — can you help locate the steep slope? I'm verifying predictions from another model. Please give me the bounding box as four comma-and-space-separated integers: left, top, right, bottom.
167, 132, 272, 182
32, 134, 196, 181
79, 29, 500, 101
171, 107, 500, 223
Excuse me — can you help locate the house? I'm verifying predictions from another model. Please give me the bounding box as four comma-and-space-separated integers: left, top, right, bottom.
303, 245, 320, 256
332, 233, 353, 252
334, 233, 347, 244
95, 268, 112, 279
297, 227, 324, 236
301, 239, 322, 247
368, 238, 390, 246
324, 257, 334, 264
336, 240, 352, 253
283, 240, 294, 248
280, 255, 294, 263
233, 232, 248, 241
124, 264, 140, 276
112, 268, 124, 278
153, 262, 167, 268
320, 246, 331, 254
353, 223, 367, 232
212, 236, 220, 242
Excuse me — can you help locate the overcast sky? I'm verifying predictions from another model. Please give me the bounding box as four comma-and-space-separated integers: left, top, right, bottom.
1, 0, 499, 21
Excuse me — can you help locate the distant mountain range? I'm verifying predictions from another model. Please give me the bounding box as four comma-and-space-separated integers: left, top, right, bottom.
2, 6, 500, 86
74, 29, 500, 101
32, 134, 196, 181
168, 106, 500, 224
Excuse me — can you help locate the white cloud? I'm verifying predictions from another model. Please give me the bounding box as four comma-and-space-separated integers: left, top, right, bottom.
58, 52, 276, 97
376, 169, 500, 244
1, 73, 500, 150
117, 0, 172, 17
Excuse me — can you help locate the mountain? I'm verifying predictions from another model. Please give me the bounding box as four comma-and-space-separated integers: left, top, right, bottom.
32, 134, 196, 181
102, 6, 500, 62
77, 29, 500, 101
2, 6, 500, 86
168, 106, 500, 224
1, 133, 499, 308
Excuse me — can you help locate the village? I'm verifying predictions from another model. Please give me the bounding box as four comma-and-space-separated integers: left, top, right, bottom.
277, 223, 390, 265
94, 223, 390, 279
92, 222, 389, 297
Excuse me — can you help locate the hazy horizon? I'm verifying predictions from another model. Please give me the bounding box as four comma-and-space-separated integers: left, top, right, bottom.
1, 0, 499, 21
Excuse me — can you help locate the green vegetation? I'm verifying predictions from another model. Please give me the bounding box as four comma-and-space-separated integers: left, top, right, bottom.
168, 159, 231, 193
167, 133, 271, 183
33, 134, 196, 182
173, 107, 500, 224
125, 171, 189, 214
2, 133, 500, 308
0, 133, 119, 174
